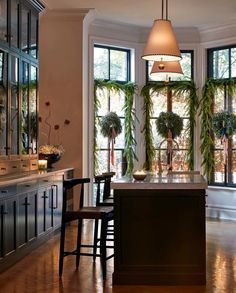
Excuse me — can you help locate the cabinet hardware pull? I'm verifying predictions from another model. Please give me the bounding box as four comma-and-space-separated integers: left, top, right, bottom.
1, 190, 8, 193
22, 165, 27, 167
42, 196, 49, 199
2, 211, 8, 215
1, 167, 6, 170
43, 180, 49, 182
12, 166, 17, 169
25, 184, 31, 187
31, 163, 37, 166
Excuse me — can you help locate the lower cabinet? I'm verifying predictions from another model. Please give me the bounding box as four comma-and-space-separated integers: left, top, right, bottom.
0, 196, 17, 258
0, 171, 65, 272
18, 191, 37, 246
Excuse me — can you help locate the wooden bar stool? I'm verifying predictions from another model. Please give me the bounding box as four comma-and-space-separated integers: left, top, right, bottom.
59, 178, 114, 280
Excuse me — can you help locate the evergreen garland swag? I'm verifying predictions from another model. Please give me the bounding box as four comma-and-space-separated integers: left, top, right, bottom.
212, 111, 236, 138
100, 112, 122, 140
156, 111, 183, 139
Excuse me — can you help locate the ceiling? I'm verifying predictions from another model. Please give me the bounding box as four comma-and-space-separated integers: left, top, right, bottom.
41, 0, 236, 29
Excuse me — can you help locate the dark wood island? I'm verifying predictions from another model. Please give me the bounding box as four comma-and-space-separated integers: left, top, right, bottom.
111, 173, 207, 285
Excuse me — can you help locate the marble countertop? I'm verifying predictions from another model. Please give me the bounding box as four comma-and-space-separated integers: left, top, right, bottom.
111, 173, 208, 190
0, 167, 73, 187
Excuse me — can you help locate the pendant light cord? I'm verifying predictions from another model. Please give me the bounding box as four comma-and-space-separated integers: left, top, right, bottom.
166, 0, 168, 20
161, 0, 168, 20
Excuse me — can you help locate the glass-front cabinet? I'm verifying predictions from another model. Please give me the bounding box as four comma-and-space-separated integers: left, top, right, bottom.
0, 0, 43, 174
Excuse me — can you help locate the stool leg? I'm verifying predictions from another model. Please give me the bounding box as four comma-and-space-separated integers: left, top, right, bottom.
93, 219, 99, 262
100, 219, 108, 280
59, 221, 66, 277
76, 218, 83, 268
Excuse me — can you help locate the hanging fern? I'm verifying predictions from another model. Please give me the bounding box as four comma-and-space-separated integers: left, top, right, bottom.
199, 78, 236, 181
123, 82, 138, 175
93, 79, 137, 176
172, 80, 198, 170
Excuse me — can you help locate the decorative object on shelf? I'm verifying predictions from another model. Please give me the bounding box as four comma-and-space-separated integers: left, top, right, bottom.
212, 111, 236, 164
156, 111, 183, 171
100, 111, 122, 166
142, 0, 181, 62
39, 144, 65, 168
133, 170, 147, 181
38, 159, 47, 170
39, 101, 70, 167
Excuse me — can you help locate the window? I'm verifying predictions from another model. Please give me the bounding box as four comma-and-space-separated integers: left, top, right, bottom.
208, 45, 236, 185
146, 51, 194, 171
94, 45, 131, 175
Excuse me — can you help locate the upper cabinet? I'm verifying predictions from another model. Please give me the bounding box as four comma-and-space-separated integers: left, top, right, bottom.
0, 0, 43, 172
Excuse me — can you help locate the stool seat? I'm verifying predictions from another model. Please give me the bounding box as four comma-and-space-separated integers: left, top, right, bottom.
65, 207, 113, 221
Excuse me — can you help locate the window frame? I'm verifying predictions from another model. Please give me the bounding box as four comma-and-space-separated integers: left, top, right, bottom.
94, 44, 131, 174
207, 44, 236, 187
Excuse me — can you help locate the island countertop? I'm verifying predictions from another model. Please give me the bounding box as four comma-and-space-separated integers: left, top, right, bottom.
111, 173, 207, 190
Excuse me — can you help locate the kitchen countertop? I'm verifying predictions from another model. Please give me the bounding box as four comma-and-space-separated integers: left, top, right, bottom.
111, 173, 207, 190
0, 167, 73, 186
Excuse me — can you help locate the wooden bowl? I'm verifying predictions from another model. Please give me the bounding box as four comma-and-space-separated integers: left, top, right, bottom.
133, 173, 147, 181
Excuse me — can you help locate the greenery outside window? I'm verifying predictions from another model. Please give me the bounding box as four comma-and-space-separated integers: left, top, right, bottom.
94, 45, 131, 175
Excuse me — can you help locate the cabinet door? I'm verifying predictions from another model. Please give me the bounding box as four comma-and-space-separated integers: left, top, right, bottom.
20, 61, 29, 154
0, 50, 8, 156
0, 0, 8, 43
11, 0, 19, 48
30, 12, 38, 58
4, 196, 17, 256
10, 55, 19, 155
29, 65, 37, 154
27, 191, 37, 242
18, 194, 27, 247
21, 5, 29, 53
51, 182, 63, 228
37, 188, 44, 236
0, 202, 4, 258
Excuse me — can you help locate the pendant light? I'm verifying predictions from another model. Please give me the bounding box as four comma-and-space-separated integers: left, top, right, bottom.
142, 0, 181, 62
150, 60, 183, 78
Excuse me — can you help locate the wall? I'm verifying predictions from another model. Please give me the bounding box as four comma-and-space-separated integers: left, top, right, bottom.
39, 8, 92, 208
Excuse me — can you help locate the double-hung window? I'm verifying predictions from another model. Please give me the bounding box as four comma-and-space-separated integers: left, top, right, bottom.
208, 45, 236, 185
94, 44, 131, 175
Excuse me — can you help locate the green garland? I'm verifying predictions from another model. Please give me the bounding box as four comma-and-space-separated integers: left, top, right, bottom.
100, 112, 122, 139
212, 111, 236, 138
199, 78, 236, 181
141, 80, 198, 171
93, 80, 137, 176
156, 111, 183, 139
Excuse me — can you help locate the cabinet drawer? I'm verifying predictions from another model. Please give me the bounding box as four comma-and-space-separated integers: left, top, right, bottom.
30, 160, 38, 171
38, 176, 53, 187
20, 160, 30, 172
17, 180, 38, 193
0, 162, 8, 175
8, 161, 20, 173
0, 185, 17, 198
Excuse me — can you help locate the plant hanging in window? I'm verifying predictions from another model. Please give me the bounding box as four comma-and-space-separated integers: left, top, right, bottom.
212, 111, 236, 164
100, 111, 122, 165
156, 111, 183, 171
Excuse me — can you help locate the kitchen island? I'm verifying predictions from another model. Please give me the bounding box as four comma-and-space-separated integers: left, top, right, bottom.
111, 173, 207, 285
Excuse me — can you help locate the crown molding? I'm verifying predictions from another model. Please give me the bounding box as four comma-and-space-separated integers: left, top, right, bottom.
41, 8, 93, 21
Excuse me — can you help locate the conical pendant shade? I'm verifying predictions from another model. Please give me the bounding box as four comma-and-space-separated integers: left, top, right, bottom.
142, 19, 182, 62
150, 60, 183, 77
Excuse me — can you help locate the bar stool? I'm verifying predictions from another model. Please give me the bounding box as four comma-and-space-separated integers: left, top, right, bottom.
59, 178, 114, 280
93, 173, 115, 261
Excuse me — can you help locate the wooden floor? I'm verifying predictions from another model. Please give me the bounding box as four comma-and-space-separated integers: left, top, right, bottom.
0, 219, 236, 293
